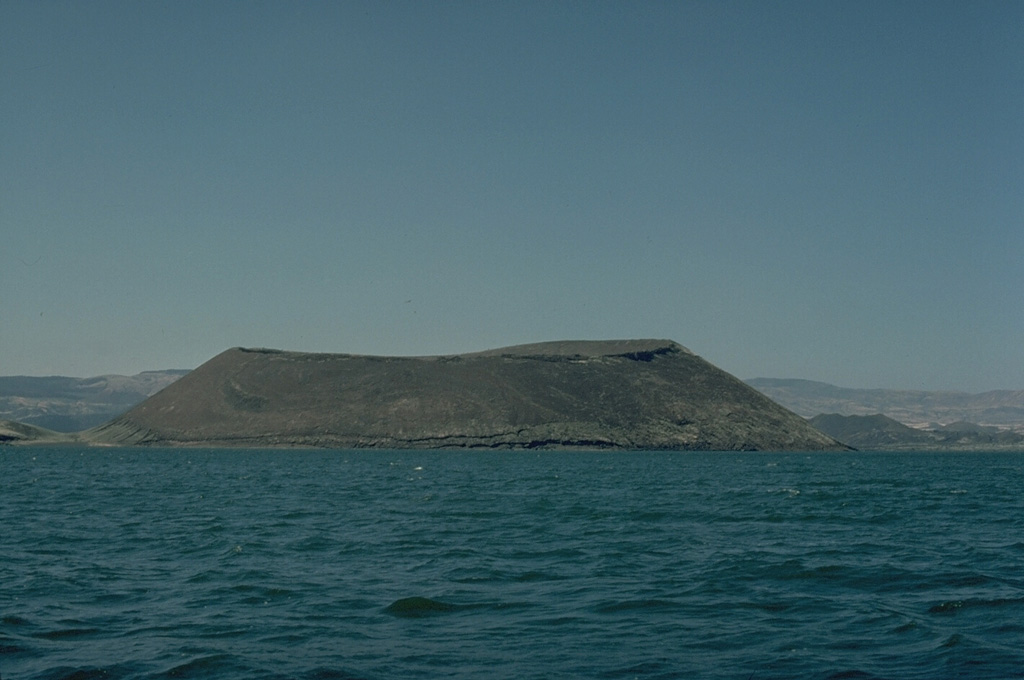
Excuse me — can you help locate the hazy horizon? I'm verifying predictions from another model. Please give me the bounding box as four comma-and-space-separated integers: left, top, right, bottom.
3, 1, 1022, 392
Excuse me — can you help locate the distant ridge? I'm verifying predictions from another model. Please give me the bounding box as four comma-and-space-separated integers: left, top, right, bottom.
85, 340, 846, 451
746, 378, 1024, 430
0, 370, 189, 432
809, 413, 1024, 451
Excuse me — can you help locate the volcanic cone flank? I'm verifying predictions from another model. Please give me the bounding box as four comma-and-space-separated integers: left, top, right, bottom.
87, 340, 846, 450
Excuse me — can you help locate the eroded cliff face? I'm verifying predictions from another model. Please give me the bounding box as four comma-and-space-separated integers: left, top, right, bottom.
85, 340, 848, 451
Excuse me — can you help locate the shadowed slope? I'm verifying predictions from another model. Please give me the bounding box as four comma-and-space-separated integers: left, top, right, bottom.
86, 340, 846, 450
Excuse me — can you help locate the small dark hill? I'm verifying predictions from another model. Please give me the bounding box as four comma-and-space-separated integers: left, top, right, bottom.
808, 413, 1024, 451
932, 421, 1000, 435
0, 420, 78, 445
809, 414, 933, 450
87, 340, 847, 451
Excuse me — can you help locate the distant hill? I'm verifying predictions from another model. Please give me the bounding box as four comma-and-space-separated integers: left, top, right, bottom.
808, 414, 934, 450
746, 378, 1024, 430
0, 419, 78, 445
0, 370, 189, 432
809, 413, 1024, 451
84, 340, 848, 451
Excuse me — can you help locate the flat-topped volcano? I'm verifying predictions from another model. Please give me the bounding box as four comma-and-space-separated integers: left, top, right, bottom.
86, 340, 846, 450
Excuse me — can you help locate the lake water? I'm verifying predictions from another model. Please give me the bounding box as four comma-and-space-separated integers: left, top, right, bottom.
2, 448, 1023, 679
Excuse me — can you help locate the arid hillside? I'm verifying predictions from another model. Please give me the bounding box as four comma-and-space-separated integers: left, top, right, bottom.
86, 340, 846, 451
747, 378, 1024, 430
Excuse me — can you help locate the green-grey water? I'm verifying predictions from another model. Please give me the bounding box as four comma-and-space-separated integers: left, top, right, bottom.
2, 448, 1023, 679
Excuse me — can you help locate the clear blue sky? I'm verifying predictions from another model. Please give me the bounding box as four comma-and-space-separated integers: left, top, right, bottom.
2, 1, 1022, 391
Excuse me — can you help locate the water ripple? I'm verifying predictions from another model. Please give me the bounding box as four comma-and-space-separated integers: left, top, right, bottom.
2, 449, 1024, 679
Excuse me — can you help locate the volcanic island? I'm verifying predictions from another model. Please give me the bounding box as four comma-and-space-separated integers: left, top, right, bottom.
19, 339, 848, 451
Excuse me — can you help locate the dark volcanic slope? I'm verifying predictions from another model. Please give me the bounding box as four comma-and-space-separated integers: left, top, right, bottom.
87, 340, 846, 450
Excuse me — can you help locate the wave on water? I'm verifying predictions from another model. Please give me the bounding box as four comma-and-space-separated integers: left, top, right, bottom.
383, 596, 464, 618
3, 448, 1024, 680
382, 596, 527, 619
928, 597, 1024, 615
593, 599, 683, 614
